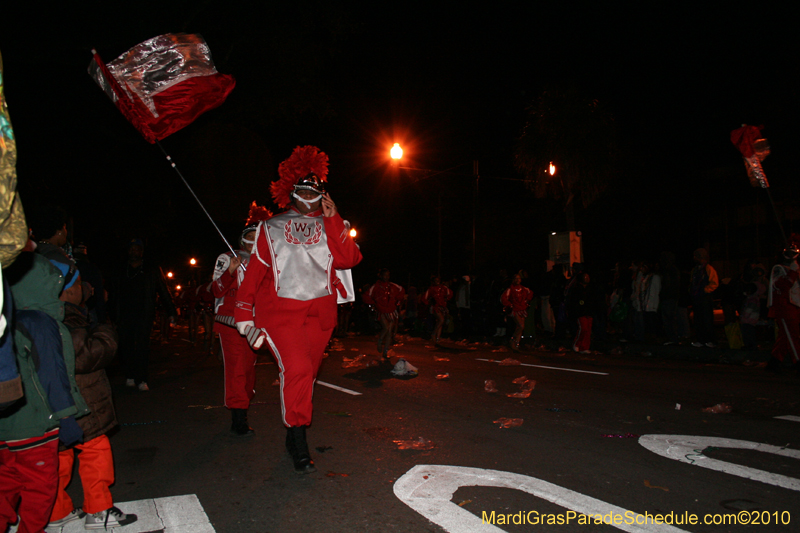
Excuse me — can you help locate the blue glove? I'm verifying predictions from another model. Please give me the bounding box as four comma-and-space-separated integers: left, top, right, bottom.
59, 416, 84, 447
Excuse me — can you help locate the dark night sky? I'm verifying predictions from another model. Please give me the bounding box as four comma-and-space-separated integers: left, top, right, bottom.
2, 2, 798, 286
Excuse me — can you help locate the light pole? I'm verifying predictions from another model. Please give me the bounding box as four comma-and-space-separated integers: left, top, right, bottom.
390, 144, 479, 275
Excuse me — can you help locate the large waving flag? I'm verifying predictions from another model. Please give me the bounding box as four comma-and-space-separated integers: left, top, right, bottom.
89, 33, 235, 143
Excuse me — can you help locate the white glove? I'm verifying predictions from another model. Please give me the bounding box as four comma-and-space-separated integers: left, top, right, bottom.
236, 320, 254, 336
252, 333, 265, 350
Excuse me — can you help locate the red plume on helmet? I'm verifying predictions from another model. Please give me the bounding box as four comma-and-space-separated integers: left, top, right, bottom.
270, 146, 329, 208
246, 201, 272, 226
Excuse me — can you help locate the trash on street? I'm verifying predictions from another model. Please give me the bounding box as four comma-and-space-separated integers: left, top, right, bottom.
494, 417, 524, 428
484, 380, 498, 393
435, 373, 450, 380
702, 402, 732, 414
391, 358, 418, 377
498, 358, 521, 366
393, 437, 435, 450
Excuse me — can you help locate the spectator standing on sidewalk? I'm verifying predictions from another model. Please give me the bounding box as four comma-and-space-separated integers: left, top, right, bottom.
690, 248, 719, 348
766, 244, 800, 372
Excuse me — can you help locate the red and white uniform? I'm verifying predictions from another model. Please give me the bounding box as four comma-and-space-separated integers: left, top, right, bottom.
234, 208, 362, 427
363, 281, 405, 318
501, 285, 534, 318
423, 285, 453, 314
212, 251, 257, 409
768, 263, 800, 364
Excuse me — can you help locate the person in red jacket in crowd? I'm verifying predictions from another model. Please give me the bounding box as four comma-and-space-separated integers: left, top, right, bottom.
234, 146, 362, 474
423, 276, 453, 344
501, 273, 534, 352
363, 268, 405, 360
767, 243, 800, 373
211, 203, 271, 436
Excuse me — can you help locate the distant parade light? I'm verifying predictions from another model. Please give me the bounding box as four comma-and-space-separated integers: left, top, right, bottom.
390, 143, 403, 160
189, 258, 197, 265
349, 228, 357, 238
549, 162, 556, 176
167, 271, 174, 278
176, 285, 182, 290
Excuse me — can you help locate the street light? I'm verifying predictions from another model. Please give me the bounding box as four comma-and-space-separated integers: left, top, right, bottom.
349, 228, 357, 238
390, 143, 403, 160
167, 271, 174, 278
549, 162, 556, 176
189, 258, 197, 266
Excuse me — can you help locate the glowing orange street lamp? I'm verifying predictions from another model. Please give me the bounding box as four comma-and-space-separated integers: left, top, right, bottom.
549, 162, 556, 176
189, 258, 197, 266
167, 271, 174, 278
390, 143, 403, 161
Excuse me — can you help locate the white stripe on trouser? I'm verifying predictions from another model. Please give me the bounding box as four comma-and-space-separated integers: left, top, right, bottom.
260, 328, 289, 426
780, 319, 800, 363
220, 341, 228, 408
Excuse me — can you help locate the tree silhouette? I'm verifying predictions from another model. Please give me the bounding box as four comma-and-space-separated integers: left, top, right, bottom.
514, 88, 618, 229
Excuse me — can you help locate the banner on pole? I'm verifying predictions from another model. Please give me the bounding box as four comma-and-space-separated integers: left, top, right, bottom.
89, 33, 235, 143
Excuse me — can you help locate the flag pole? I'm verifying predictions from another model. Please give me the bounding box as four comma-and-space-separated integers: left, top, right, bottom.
154, 140, 242, 263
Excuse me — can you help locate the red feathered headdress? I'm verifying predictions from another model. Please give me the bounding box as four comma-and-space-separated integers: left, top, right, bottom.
270, 145, 329, 208
245, 201, 272, 226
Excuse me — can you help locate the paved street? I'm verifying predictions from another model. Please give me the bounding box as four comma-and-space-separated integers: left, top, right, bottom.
63, 329, 800, 532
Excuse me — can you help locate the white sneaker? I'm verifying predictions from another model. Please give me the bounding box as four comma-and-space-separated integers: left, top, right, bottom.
48, 508, 85, 527
125, 379, 135, 387
84, 506, 137, 530
138, 382, 150, 391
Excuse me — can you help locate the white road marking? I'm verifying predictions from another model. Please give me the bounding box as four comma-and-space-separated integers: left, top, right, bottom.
394, 464, 687, 532
317, 380, 362, 396
639, 434, 800, 492
476, 359, 609, 375
46, 494, 214, 533
775, 415, 800, 423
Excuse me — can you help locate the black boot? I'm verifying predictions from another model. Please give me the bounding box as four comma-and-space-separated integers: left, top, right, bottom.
230, 409, 255, 437
287, 426, 316, 474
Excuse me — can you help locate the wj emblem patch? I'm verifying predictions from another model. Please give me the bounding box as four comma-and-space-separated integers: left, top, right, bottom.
284, 220, 322, 245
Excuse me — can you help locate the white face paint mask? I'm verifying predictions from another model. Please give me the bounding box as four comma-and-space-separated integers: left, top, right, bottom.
292, 191, 322, 210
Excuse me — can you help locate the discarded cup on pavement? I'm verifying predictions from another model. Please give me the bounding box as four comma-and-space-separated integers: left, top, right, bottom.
484, 380, 498, 393
702, 402, 732, 414
493, 417, 524, 428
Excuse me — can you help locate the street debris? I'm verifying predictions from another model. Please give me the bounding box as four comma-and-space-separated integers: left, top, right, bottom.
601, 433, 640, 438
393, 437, 435, 450
391, 358, 418, 377
702, 402, 732, 414
511, 375, 528, 384
494, 418, 524, 428
326, 471, 349, 477
675, 403, 681, 410
458, 500, 472, 507
342, 354, 367, 368
643, 479, 669, 492
484, 380, 498, 393
387, 349, 397, 358
434, 356, 450, 362
316, 446, 334, 453
557, 346, 567, 352
546, 408, 581, 413
506, 391, 531, 398
491, 346, 509, 353
435, 373, 450, 380
498, 358, 521, 366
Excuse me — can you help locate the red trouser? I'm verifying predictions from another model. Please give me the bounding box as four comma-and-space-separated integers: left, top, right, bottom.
573, 316, 593, 352
773, 317, 800, 364
50, 435, 114, 520
0, 437, 59, 533
218, 326, 257, 409
265, 316, 333, 427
